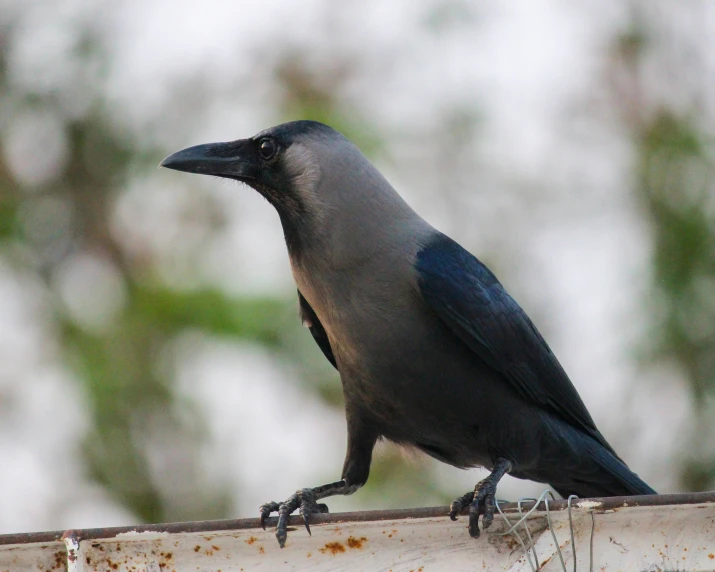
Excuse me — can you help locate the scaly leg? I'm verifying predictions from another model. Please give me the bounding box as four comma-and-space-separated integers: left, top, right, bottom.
260, 480, 360, 548
449, 458, 513, 538
260, 416, 377, 548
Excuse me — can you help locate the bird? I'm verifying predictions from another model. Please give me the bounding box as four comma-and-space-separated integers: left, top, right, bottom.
160, 120, 656, 548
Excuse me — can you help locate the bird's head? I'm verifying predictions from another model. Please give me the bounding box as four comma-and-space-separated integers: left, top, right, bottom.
161, 120, 420, 261
161, 121, 349, 218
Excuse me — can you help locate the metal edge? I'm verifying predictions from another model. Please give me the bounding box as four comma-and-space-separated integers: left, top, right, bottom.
0, 491, 712, 547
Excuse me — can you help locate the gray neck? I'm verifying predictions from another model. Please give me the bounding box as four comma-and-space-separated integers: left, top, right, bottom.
281, 142, 432, 272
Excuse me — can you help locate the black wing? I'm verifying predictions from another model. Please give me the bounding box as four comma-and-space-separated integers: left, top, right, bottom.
416, 233, 615, 454
298, 290, 337, 370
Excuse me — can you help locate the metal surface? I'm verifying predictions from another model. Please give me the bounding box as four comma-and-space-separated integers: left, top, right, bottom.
0, 491, 713, 571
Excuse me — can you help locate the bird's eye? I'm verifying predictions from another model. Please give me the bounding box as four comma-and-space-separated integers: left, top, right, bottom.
259, 139, 277, 160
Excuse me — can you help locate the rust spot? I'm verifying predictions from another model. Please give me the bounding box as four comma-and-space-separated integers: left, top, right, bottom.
307, 552, 312, 558
212, 545, 220, 551
258, 546, 265, 554
194, 545, 201, 553
709, 553, 714, 559
319, 542, 346, 555
346, 536, 367, 549
245, 536, 258, 545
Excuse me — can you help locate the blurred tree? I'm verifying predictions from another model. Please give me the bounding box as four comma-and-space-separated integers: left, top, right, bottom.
609, 9, 715, 491
0, 24, 310, 522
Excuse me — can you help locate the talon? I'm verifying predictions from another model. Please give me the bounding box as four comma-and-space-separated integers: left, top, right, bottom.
259, 502, 279, 531
299, 488, 316, 535
260, 484, 344, 548
468, 502, 482, 538
449, 491, 474, 521
449, 503, 460, 521
451, 458, 512, 539
276, 527, 287, 549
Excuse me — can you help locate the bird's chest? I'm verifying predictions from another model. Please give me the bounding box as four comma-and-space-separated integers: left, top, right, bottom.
292, 260, 419, 374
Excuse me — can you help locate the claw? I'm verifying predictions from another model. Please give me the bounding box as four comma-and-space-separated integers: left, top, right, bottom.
468, 500, 482, 538
259, 502, 279, 531
299, 488, 316, 535
450, 458, 512, 539
259, 485, 342, 548
449, 491, 474, 521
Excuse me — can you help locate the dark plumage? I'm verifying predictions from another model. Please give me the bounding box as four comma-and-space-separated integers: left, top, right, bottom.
161, 120, 655, 547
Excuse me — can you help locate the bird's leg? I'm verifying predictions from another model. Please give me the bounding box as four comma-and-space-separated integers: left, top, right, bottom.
449, 457, 513, 538
260, 417, 377, 548
260, 480, 359, 548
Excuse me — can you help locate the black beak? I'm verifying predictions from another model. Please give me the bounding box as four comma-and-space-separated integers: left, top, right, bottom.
160, 139, 259, 181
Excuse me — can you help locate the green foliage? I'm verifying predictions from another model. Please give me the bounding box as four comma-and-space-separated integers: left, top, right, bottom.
636, 112, 715, 490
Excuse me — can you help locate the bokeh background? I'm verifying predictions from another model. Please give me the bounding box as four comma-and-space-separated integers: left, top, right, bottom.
0, 0, 713, 533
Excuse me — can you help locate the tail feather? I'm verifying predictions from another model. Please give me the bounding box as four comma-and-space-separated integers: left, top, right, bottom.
550, 438, 656, 498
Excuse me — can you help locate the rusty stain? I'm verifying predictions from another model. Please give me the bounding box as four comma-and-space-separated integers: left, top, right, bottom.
708, 553, 714, 559
319, 542, 346, 555
307, 552, 312, 558
258, 546, 265, 554
346, 536, 367, 549
212, 545, 220, 551
245, 536, 258, 545
194, 545, 201, 553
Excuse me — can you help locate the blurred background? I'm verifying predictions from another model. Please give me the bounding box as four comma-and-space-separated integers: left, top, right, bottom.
0, 0, 713, 533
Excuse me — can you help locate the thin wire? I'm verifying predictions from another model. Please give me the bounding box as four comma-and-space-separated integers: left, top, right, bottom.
494, 489, 560, 571
567, 495, 578, 572
544, 495, 568, 571
495, 495, 540, 571
493, 490, 588, 572
589, 511, 595, 572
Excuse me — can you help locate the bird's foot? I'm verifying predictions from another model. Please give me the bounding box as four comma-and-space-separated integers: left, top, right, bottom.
449, 458, 513, 538
260, 480, 350, 548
